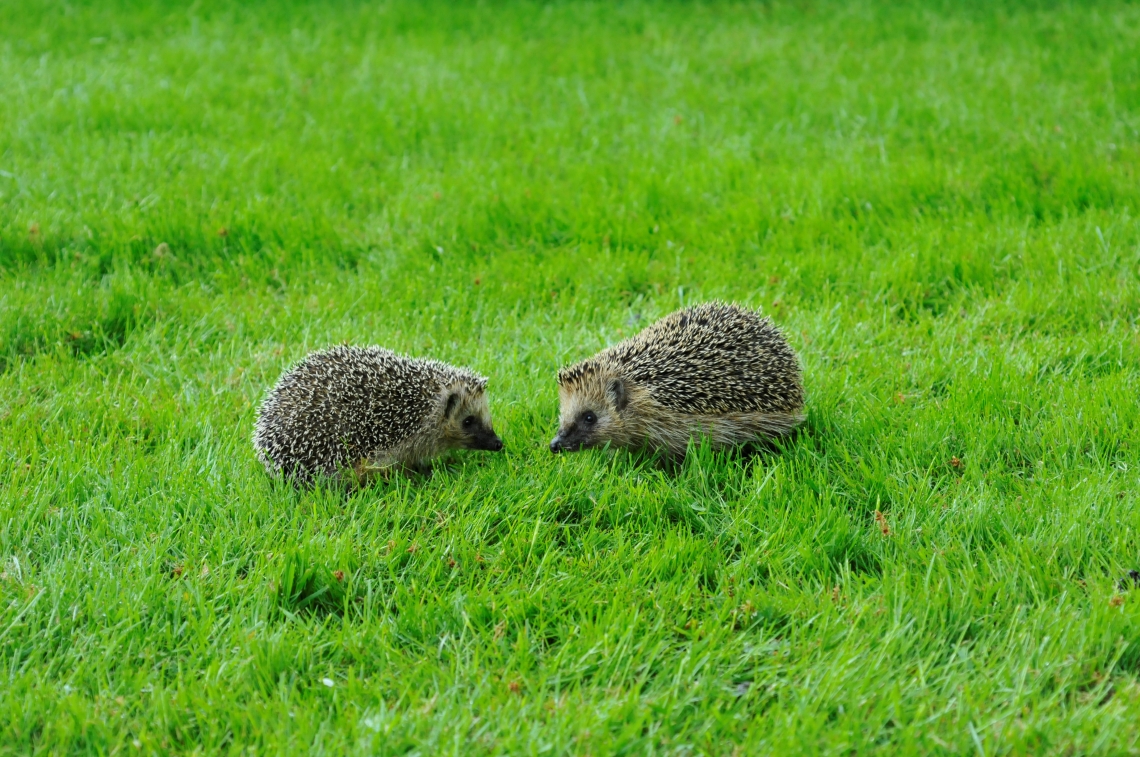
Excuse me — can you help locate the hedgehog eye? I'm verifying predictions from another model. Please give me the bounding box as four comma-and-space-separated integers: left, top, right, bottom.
583, 412, 597, 425
462, 415, 475, 429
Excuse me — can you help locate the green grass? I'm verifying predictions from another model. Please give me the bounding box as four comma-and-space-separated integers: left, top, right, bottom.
2, 0, 1140, 753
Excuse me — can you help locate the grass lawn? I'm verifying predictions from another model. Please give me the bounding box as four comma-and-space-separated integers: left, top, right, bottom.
2, 0, 1140, 753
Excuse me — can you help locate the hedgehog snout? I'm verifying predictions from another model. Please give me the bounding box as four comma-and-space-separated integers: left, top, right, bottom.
550, 427, 583, 453
471, 428, 503, 451
468, 427, 504, 452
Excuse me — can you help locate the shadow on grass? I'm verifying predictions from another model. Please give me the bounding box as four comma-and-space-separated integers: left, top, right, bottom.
0, 277, 157, 371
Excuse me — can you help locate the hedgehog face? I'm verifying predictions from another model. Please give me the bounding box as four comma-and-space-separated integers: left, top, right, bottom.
550, 371, 631, 453
438, 383, 503, 453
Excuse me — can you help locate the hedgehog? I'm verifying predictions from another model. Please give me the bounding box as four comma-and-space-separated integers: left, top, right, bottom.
549, 302, 804, 458
254, 345, 503, 486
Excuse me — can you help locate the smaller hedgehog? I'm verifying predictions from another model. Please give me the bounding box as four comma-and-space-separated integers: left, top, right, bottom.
254, 345, 503, 486
550, 302, 804, 458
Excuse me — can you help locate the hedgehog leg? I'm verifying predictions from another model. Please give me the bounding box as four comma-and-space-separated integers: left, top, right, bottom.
354, 456, 432, 482
628, 442, 684, 473
350, 458, 395, 486
405, 460, 434, 478
658, 450, 685, 474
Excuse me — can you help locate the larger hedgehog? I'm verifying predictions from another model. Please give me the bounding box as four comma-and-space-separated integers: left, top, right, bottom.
550, 302, 804, 457
254, 345, 503, 485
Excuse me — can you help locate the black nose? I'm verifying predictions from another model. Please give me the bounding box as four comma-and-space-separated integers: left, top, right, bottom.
472, 431, 504, 452
549, 437, 562, 453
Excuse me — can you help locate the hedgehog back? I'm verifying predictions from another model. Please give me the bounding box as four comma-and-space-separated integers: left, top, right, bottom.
255, 346, 455, 478
596, 302, 803, 415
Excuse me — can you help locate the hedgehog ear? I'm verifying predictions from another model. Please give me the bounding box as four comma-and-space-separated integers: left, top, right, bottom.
443, 391, 461, 419
606, 378, 628, 412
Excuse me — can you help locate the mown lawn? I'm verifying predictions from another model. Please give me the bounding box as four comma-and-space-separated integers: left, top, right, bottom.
2, 0, 1139, 753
